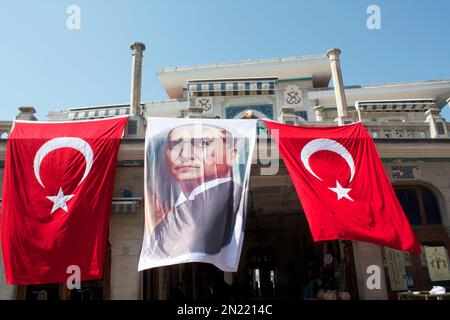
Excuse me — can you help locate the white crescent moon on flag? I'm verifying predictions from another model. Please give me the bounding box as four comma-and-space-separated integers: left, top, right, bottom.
33, 137, 94, 188
300, 138, 355, 182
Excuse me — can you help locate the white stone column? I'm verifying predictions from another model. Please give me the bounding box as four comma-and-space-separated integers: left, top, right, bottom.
425, 107, 448, 138
313, 105, 325, 121
355, 102, 363, 122
326, 48, 348, 126
186, 106, 204, 118
323, 51, 353, 291
129, 42, 146, 117
279, 106, 297, 124
125, 43, 147, 141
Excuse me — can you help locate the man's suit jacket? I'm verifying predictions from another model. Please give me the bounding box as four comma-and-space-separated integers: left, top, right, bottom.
149, 180, 243, 258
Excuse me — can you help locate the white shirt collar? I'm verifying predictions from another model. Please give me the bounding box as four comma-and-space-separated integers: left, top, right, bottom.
174, 177, 232, 207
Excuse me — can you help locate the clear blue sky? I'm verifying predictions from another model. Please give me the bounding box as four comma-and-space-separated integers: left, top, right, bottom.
1, 0, 449, 120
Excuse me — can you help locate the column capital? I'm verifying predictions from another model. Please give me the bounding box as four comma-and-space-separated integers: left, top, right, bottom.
425, 107, 441, 117
326, 48, 341, 60
313, 105, 324, 112
16, 106, 37, 121
130, 42, 146, 55
280, 106, 295, 114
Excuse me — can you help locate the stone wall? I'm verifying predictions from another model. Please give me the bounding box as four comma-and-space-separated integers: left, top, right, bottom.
0, 245, 15, 299
109, 166, 144, 299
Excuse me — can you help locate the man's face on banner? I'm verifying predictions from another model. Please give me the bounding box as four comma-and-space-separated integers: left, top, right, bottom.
166, 124, 237, 182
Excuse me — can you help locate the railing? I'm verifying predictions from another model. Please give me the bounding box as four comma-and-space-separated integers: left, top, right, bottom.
0, 119, 447, 144
111, 197, 142, 214
362, 121, 431, 139
258, 120, 437, 139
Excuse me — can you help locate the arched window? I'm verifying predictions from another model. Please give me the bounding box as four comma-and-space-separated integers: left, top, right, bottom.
394, 186, 442, 226
391, 185, 450, 294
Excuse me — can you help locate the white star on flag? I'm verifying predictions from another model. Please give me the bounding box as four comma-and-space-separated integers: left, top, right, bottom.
328, 180, 353, 201
46, 187, 75, 214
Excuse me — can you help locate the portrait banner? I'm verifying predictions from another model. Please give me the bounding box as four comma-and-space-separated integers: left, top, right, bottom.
424, 246, 450, 282
384, 247, 407, 291
138, 117, 257, 272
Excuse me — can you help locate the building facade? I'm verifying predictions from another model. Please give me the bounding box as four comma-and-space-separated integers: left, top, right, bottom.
1, 51, 450, 300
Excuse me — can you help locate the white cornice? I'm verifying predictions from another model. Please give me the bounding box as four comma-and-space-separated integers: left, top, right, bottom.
308, 79, 450, 108
157, 55, 327, 73
157, 55, 331, 99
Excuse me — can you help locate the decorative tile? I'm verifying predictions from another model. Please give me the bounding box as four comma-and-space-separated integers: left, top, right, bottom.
294, 111, 308, 121
284, 85, 302, 106
196, 97, 213, 114
127, 120, 138, 135
391, 166, 419, 179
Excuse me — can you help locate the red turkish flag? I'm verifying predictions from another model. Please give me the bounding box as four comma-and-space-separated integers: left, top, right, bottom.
1, 116, 128, 285
264, 121, 420, 253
